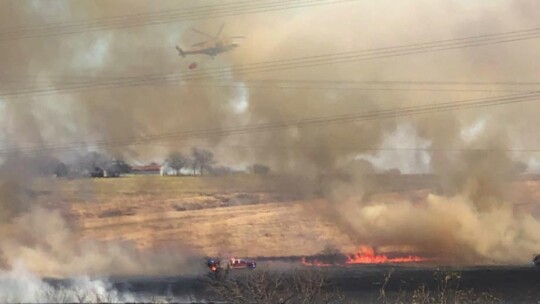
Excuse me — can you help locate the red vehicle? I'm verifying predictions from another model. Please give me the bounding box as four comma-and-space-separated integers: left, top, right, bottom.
229, 258, 257, 270
207, 257, 256, 273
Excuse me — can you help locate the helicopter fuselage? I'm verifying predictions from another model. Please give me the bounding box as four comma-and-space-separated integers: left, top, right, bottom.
190, 40, 238, 57
176, 24, 242, 59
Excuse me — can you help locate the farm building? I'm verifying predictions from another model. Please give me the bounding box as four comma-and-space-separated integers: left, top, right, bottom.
131, 163, 162, 175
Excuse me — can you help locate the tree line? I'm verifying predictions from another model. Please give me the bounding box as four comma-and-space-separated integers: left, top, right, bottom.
166, 147, 215, 176
166, 148, 271, 176
16, 147, 271, 178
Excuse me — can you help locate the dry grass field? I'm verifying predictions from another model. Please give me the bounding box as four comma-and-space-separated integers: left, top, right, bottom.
28, 175, 352, 257
28, 174, 540, 258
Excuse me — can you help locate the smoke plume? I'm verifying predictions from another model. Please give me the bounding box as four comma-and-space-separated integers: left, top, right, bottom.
0, 0, 539, 283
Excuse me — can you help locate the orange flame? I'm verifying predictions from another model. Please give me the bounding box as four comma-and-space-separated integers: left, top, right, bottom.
301, 246, 428, 266
346, 246, 427, 264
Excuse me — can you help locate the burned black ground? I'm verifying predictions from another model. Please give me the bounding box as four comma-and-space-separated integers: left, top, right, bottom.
45, 264, 540, 303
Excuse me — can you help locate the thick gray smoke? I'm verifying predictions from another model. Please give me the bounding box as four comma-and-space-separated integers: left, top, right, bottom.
0, 154, 197, 277
0, 0, 540, 284
0, 0, 233, 279
232, 1, 540, 263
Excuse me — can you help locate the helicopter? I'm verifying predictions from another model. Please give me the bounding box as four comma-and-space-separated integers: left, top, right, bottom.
176, 23, 244, 59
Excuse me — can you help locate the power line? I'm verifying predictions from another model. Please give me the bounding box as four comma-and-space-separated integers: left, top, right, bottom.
2, 91, 538, 154
6, 77, 540, 86
152, 142, 540, 153
10, 138, 540, 153
0, 0, 270, 33
7, 28, 540, 92
0, 0, 336, 38
90, 80, 540, 93
2, 27, 540, 99
7, 28, 540, 86
6, 77, 540, 87
5, 77, 540, 92
0, 0, 354, 41
195, 79, 540, 87
3, 80, 538, 94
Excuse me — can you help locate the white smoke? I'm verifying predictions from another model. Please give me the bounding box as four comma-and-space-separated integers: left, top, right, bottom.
0, 261, 129, 303
0, 261, 201, 303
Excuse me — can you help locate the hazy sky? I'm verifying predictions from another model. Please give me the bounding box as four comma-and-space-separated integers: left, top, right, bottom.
1, 0, 540, 270
0, 0, 539, 171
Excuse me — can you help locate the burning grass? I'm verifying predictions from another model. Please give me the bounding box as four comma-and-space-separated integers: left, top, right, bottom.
301, 246, 429, 267
347, 246, 428, 265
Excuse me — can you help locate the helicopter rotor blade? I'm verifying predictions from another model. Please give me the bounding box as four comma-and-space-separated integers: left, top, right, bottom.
215, 23, 225, 38
191, 28, 214, 39
192, 41, 207, 47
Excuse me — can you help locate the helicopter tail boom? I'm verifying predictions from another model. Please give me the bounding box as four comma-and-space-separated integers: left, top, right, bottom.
176, 45, 185, 57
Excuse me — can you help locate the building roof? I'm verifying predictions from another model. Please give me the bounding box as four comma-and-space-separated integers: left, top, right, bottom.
132, 164, 162, 172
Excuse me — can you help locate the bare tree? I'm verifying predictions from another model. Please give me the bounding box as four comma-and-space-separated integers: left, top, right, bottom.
378, 270, 500, 304
166, 151, 189, 176
111, 159, 131, 174
188, 158, 197, 176
191, 148, 215, 176
54, 162, 69, 177
251, 163, 271, 175
208, 165, 235, 176
72, 151, 112, 174
512, 161, 528, 174
204, 267, 342, 304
